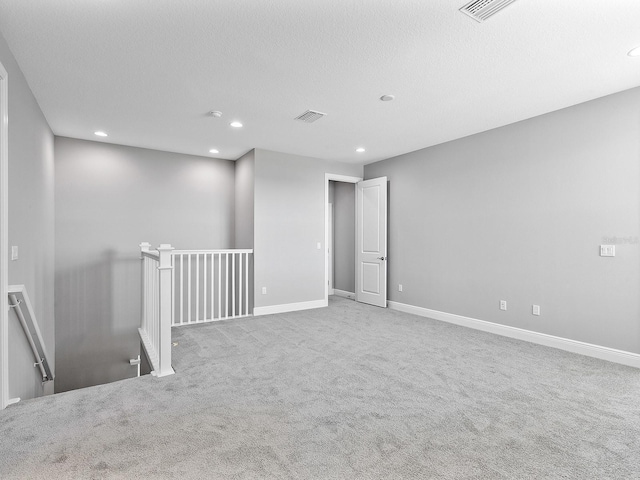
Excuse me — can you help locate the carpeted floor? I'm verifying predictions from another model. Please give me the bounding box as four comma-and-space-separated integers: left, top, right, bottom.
1, 296, 639, 479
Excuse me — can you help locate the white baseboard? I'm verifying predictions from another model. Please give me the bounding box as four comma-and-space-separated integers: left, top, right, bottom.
388, 301, 640, 369
253, 299, 328, 316
332, 289, 355, 300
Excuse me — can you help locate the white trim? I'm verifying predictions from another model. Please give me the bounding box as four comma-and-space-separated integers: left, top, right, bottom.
325, 174, 363, 184
388, 301, 640, 368
0, 61, 8, 410
172, 249, 253, 255
332, 289, 355, 299
254, 299, 327, 316
328, 202, 333, 294
325, 173, 361, 305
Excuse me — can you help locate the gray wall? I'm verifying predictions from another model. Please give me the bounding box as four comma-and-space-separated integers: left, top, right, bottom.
365, 87, 640, 353
55, 137, 235, 392
332, 181, 355, 293
235, 149, 254, 249
254, 149, 362, 309
0, 31, 56, 400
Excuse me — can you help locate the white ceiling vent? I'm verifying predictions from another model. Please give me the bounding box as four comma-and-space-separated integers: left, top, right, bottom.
294, 110, 326, 123
460, 0, 518, 22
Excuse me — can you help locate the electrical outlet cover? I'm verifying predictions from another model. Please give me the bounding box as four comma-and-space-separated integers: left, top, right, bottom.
600, 245, 615, 257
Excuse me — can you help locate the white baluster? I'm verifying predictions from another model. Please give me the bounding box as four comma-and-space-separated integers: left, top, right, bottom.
171, 254, 176, 326
187, 254, 192, 324
217, 253, 222, 320
245, 252, 249, 316
196, 253, 200, 323
232, 252, 236, 317
225, 253, 229, 319
203, 252, 207, 321
179, 254, 184, 325
239, 253, 243, 316
210, 253, 214, 321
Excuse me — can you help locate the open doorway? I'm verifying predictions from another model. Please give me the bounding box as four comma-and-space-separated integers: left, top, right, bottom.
328, 180, 357, 299
324, 174, 361, 303
325, 174, 389, 308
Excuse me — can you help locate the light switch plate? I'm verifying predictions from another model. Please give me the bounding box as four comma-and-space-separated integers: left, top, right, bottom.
600, 245, 615, 257
11, 246, 18, 261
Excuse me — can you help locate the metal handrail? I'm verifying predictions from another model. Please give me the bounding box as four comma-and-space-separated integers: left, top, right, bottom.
7, 285, 54, 382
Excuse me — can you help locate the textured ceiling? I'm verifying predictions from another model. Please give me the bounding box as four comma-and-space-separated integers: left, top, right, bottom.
0, 0, 638, 164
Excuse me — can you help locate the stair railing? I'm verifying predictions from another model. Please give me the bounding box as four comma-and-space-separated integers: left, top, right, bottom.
139, 242, 254, 378
139, 243, 174, 377
7, 285, 54, 383
172, 249, 253, 326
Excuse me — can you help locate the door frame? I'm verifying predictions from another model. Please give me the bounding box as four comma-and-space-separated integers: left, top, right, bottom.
325, 174, 362, 303
0, 60, 8, 410
327, 202, 334, 295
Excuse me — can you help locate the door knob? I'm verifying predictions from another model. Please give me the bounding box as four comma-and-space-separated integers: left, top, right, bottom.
377, 256, 386, 261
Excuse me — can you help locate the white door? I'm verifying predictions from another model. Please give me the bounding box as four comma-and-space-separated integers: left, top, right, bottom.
356, 177, 387, 307
328, 203, 334, 294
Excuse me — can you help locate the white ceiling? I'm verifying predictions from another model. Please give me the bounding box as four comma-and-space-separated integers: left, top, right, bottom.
0, 0, 639, 165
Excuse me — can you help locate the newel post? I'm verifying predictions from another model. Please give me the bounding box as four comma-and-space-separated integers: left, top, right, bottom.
139, 242, 151, 255
156, 244, 175, 377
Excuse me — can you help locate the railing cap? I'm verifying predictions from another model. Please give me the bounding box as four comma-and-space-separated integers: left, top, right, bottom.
172, 249, 253, 254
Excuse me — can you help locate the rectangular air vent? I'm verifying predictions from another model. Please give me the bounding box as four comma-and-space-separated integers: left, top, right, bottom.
294, 110, 326, 123
460, 0, 518, 22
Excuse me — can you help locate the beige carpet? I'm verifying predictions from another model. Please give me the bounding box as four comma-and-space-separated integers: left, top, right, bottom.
1, 296, 639, 479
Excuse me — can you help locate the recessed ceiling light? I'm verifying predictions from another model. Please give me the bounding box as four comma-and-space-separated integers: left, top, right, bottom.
628, 46, 640, 57
380, 95, 395, 102
209, 149, 219, 154
356, 147, 366, 153
94, 131, 108, 137
230, 121, 243, 128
